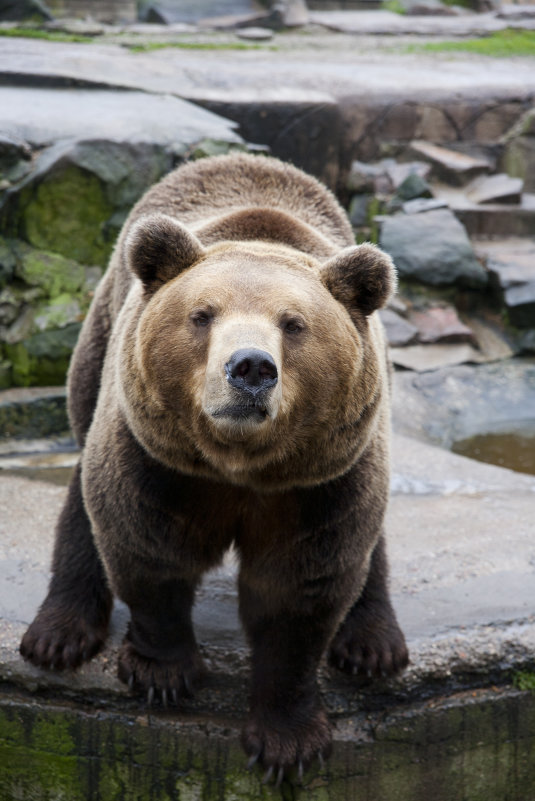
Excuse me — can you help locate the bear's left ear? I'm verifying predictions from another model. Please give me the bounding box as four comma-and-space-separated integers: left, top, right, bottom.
126, 213, 206, 293
321, 243, 397, 317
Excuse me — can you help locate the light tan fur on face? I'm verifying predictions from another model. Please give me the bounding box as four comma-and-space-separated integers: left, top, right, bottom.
114, 238, 390, 488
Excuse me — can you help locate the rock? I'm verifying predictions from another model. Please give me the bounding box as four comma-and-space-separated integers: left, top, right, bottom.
504, 283, 535, 328
390, 343, 483, 372
0, 386, 67, 438
0, 0, 53, 21
46, 0, 136, 23
518, 329, 535, 354
347, 160, 382, 194
379, 308, 418, 347
13, 242, 87, 298
379, 209, 487, 288
0, 236, 16, 288
402, 198, 449, 214
404, 0, 458, 15
34, 295, 83, 333
503, 135, 535, 193
466, 173, 524, 205
236, 26, 274, 40
144, 5, 173, 24
498, 4, 535, 21
1, 139, 174, 265
395, 173, 433, 202
385, 161, 431, 190
0, 286, 22, 327
392, 359, 535, 448
501, 109, 535, 194
0, 360, 11, 389
348, 194, 373, 227
0, 134, 32, 185
4, 323, 81, 386
462, 316, 515, 363
409, 140, 492, 186
433, 186, 535, 237
275, 0, 309, 27
137, 0, 257, 24
409, 305, 475, 345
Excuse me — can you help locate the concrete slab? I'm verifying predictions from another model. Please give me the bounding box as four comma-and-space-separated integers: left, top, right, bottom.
2, 34, 535, 105
0, 86, 241, 149
309, 8, 535, 34
1, 430, 534, 713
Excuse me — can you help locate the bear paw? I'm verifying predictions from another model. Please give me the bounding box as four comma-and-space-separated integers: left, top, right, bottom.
242, 703, 332, 786
329, 612, 409, 678
20, 601, 108, 670
117, 639, 206, 705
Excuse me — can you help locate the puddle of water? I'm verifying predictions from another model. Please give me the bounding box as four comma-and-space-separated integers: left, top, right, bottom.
0, 448, 78, 486
452, 425, 535, 476
2, 466, 75, 486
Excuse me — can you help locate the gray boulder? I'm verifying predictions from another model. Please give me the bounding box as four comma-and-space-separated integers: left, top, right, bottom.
379, 209, 487, 287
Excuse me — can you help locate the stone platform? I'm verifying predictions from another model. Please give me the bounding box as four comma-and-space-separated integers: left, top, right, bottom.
1, 418, 534, 798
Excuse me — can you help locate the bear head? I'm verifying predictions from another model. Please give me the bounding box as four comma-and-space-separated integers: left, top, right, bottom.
117, 213, 396, 490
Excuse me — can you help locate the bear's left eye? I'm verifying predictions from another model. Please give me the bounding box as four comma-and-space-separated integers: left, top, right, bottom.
191, 310, 213, 327
282, 317, 305, 335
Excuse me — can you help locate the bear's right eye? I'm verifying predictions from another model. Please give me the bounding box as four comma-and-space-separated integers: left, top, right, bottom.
191, 311, 213, 328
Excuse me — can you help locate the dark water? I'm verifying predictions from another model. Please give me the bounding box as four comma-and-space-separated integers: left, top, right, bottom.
3, 466, 75, 486
452, 426, 535, 476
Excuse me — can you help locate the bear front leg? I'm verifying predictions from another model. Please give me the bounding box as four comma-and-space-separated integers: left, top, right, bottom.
329, 534, 409, 678
20, 463, 113, 670
238, 577, 341, 783
117, 576, 206, 705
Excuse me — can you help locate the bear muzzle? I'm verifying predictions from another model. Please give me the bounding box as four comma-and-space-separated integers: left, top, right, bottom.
217, 348, 278, 422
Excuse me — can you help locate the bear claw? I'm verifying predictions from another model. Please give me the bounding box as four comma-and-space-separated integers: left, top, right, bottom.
20, 603, 107, 671
118, 638, 205, 705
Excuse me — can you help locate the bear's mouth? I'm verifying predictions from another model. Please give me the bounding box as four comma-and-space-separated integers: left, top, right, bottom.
212, 402, 268, 422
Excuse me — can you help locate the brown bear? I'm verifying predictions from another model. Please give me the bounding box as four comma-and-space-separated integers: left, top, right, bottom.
20, 153, 408, 780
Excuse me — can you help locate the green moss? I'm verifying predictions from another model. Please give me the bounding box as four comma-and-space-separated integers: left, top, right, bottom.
406, 29, 535, 58
18, 164, 115, 265
0, 26, 91, 43
128, 40, 277, 53
14, 243, 86, 297
382, 0, 406, 13
5, 323, 81, 386
513, 671, 535, 693
0, 359, 12, 388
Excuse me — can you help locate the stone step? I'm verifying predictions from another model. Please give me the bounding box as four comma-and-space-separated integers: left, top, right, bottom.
436, 185, 535, 237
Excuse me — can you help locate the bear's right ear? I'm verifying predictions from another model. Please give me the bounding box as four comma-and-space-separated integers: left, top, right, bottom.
321, 243, 397, 317
125, 214, 206, 293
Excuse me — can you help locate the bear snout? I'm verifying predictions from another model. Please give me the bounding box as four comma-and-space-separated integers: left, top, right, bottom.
225, 348, 278, 397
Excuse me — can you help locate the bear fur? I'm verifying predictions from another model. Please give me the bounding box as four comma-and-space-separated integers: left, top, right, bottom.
20, 153, 408, 776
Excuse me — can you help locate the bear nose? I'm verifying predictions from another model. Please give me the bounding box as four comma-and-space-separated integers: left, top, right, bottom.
225, 348, 278, 393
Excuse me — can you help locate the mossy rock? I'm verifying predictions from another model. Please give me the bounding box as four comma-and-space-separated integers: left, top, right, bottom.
4, 323, 81, 386
1, 139, 174, 266
0, 235, 16, 288
13, 163, 115, 265
0, 359, 12, 389
13, 242, 87, 297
